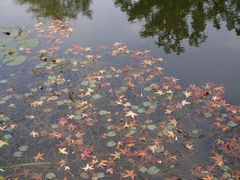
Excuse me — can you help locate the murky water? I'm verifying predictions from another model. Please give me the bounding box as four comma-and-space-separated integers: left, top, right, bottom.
0, 0, 240, 104
0, 1, 240, 180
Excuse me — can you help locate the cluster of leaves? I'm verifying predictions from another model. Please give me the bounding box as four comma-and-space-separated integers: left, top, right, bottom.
0, 26, 39, 66
0, 22, 239, 180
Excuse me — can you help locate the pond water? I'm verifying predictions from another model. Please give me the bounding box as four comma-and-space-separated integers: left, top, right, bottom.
1, 0, 240, 104
0, 0, 240, 180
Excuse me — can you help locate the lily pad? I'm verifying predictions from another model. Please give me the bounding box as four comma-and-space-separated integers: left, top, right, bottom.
147, 124, 157, 131
13, 151, 23, 158
96, 172, 105, 178
92, 94, 102, 100
99, 110, 108, 116
107, 131, 116, 137
147, 166, 160, 175
20, 39, 39, 48
46, 172, 56, 179
0, 79, 7, 84
18, 145, 28, 152
106, 141, 116, 147
5, 55, 26, 66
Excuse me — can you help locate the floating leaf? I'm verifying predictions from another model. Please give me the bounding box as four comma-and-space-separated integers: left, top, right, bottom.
74, 114, 82, 120
13, 151, 23, 158
147, 166, 160, 175
106, 141, 116, 147
0, 79, 7, 84
46, 172, 56, 179
96, 172, 105, 178
3, 134, 12, 140
139, 167, 147, 173
99, 110, 108, 116
107, 131, 116, 137
5, 55, 26, 66
147, 124, 157, 131
19, 145, 28, 152
20, 39, 39, 48
227, 121, 237, 127
92, 94, 102, 100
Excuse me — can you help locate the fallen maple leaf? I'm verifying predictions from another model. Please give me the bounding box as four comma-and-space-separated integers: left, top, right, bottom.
82, 163, 94, 171
211, 153, 224, 167
58, 147, 69, 155
125, 111, 137, 119
33, 152, 44, 161
121, 169, 136, 180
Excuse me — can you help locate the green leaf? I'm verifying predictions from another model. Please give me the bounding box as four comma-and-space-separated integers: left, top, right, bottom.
5, 55, 26, 66
107, 131, 116, 137
92, 94, 102, 100
147, 166, 160, 175
99, 110, 108, 116
18, 145, 28, 152
106, 141, 116, 147
13, 151, 23, 158
139, 167, 147, 173
147, 124, 157, 131
46, 172, 56, 179
3, 134, 12, 140
0, 79, 7, 84
20, 39, 39, 48
227, 121, 237, 127
96, 172, 105, 178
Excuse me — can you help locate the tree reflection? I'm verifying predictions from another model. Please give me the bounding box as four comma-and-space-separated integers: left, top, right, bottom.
15, 0, 92, 19
114, 0, 240, 54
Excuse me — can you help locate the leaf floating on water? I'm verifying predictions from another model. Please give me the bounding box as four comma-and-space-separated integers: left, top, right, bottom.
4, 55, 26, 66
99, 110, 108, 116
0, 79, 7, 84
46, 172, 56, 180
92, 94, 102, 100
147, 166, 160, 175
107, 131, 116, 137
13, 151, 23, 158
20, 39, 39, 48
106, 141, 116, 147
18, 145, 28, 152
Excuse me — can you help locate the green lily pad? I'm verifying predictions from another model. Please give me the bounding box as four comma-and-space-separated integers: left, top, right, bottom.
99, 110, 108, 116
92, 94, 102, 100
96, 172, 105, 178
139, 167, 147, 173
18, 145, 28, 152
227, 121, 237, 127
106, 141, 116, 147
147, 124, 157, 131
107, 131, 116, 137
46, 172, 56, 179
20, 39, 39, 48
147, 166, 160, 175
5, 55, 26, 66
13, 151, 23, 158
0, 79, 7, 84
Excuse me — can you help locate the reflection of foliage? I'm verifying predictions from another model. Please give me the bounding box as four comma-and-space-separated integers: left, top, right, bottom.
15, 0, 92, 19
114, 0, 240, 54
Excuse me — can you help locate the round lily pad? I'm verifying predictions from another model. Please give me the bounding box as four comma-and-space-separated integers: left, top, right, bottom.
13, 151, 23, 158
18, 145, 28, 152
106, 141, 116, 147
147, 166, 160, 175
46, 172, 56, 179
5, 55, 26, 66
